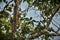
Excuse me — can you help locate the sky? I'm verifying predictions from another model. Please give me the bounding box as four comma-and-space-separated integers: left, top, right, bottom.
0, 0, 60, 40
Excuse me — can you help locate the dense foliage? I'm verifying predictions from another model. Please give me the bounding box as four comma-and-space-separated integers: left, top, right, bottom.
0, 0, 60, 40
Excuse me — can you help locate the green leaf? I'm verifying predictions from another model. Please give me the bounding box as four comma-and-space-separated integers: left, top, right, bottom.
6, 7, 12, 12
48, 29, 51, 32
24, 18, 30, 21
0, 11, 9, 18
45, 12, 50, 16
30, 17, 32, 20
0, 14, 3, 18
48, 28, 53, 32
32, 20, 36, 22
20, 17, 24, 20
28, 22, 30, 24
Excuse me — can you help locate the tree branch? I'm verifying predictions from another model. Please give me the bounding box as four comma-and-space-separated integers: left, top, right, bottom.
28, 31, 44, 40
11, 0, 19, 40
28, 30, 60, 40
28, 5, 60, 40
0, 0, 13, 13
3, 0, 13, 11
45, 5, 60, 30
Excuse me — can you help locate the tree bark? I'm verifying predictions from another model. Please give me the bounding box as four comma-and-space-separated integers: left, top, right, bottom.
11, 0, 19, 40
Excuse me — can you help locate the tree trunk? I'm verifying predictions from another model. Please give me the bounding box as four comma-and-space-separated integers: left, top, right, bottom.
11, 0, 19, 40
